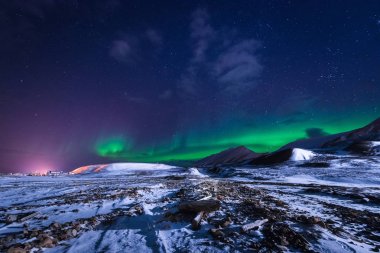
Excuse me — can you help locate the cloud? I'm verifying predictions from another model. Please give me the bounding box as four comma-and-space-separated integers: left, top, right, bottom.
190, 8, 215, 63
305, 128, 329, 138
109, 29, 162, 63
109, 38, 136, 63
178, 8, 262, 98
214, 39, 262, 93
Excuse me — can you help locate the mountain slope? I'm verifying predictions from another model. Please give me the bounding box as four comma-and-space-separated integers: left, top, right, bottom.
322, 118, 380, 148
194, 146, 261, 167
250, 148, 316, 165
280, 117, 380, 151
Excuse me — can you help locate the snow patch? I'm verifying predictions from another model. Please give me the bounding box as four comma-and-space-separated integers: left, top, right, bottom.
289, 148, 316, 161
188, 168, 208, 177
369, 141, 380, 147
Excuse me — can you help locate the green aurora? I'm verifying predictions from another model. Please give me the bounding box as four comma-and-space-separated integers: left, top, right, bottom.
95, 114, 378, 162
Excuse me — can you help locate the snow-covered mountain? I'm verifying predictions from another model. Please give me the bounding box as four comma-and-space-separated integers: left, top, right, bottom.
250, 148, 316, 165
71, 163, 177, 175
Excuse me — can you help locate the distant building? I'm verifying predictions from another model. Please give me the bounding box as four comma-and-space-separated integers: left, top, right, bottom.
11, 172, 25, 176
47, 171, 66, 176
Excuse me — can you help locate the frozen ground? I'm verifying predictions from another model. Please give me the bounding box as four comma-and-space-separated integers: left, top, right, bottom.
1, 156, 380, 252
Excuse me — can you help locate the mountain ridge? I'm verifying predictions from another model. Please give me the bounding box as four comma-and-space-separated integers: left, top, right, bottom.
194, 117, 380, 167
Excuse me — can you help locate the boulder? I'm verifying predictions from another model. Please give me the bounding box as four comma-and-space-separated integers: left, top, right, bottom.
179, 200, 221, 213
210, 228, 225, 239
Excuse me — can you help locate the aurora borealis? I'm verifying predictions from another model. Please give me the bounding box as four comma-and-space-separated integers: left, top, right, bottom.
0, 1, 379, 172
94, 114, 378, 162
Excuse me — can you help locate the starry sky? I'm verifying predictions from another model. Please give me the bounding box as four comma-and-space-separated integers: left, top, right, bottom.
1, 0, 379, 172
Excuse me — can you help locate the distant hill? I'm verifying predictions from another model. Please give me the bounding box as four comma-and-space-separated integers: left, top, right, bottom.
193, 146, 261, 167
70, 163, 177, 175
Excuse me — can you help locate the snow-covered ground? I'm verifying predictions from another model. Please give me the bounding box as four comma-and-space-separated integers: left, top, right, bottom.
1, 156, 379, 252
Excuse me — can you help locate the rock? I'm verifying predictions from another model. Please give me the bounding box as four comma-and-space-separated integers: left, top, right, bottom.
37, 234, 55, 248
309, 216, 321, 224
30, 229, 39, 237
50, 222, 61, 230
58, 233, 68, 241
191, 211, 204, 230
73, 223, 81, 231
210, 228, 225, 239
221, 217, 232, 228
23, 229, 29, 237
7, 247, 26, 253
133, 205, 144, 215
6, 235, 15, 242
39, 237, 55, 248
24, 243, 32, 250
5, 214, 18, 223
179, 200, 221, 213
216, 195, 224, 201
65, 229, 73, 237
241, 219, 268, 232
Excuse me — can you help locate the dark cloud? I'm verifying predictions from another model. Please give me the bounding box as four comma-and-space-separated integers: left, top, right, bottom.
305, 128, 329, 138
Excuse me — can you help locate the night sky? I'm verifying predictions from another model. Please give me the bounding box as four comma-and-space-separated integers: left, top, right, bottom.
1, 1, 380, 172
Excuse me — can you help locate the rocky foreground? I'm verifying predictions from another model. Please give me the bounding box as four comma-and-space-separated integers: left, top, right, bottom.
0, 164, 380, 253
